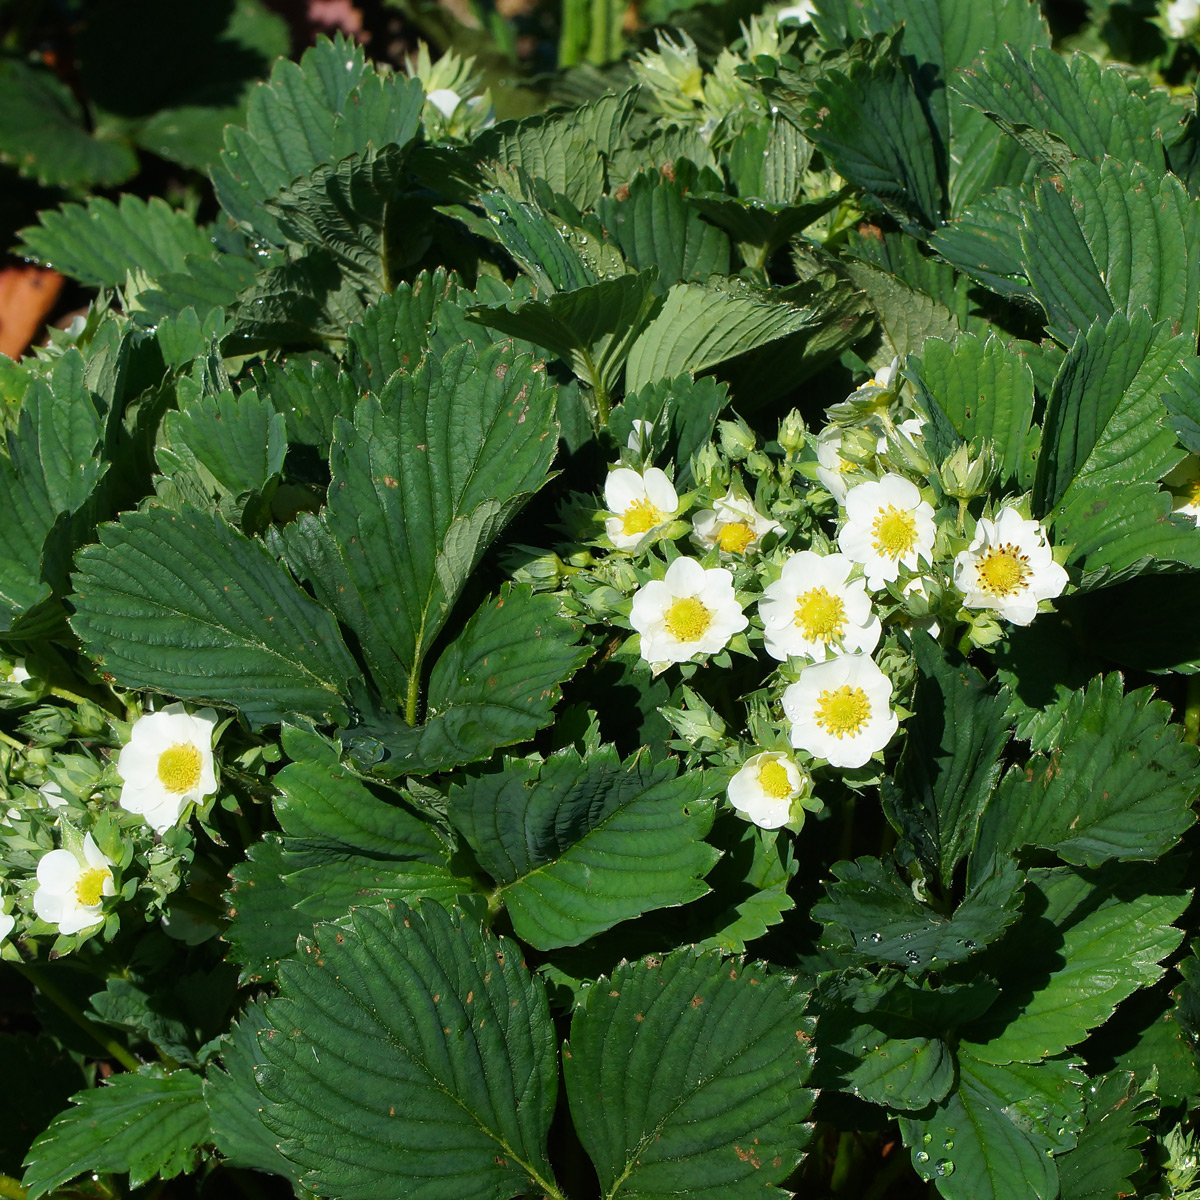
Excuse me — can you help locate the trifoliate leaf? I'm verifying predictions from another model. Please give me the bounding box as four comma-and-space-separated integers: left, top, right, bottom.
344, 586, 589, 777
842, 261, 964, 361
71, 505, 361, 726
448, 745, 719, 950
815, 855, 1023, 973
277, 340, 558, 709
963, 863, 1190, 1065
564, 949, 815, 1198
22, 1069, 209, 1198
256, 901, 561, 1200
975, 675, 1199, 868
253, 353, 358, 452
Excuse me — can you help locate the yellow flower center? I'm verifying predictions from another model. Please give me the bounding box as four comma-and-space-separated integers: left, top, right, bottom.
1187, 478, 1200, 505
716, 521, 756, 555
756, 759, 794, 799
75, 867, 110, 907
621, 499, 666, 536
664, 596, 712, 642
976, 544, 1030, 597
871, 505, 918, 559
794, 587, 847, 642
157, 743, 203, 795
815, 685, 872, 739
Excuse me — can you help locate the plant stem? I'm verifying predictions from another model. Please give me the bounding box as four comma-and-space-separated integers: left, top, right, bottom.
0, 1174, 27, 1199
1184, 675, 1200, 746
15, 962, 140, 1072
829, 1131, 859, 1193
0, 728, 25, 751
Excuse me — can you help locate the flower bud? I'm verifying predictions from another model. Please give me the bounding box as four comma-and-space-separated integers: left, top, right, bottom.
690, 443, 725, 488
660, 686, 726, 749
717, 418, 757, 462
778, 410, 806, 455
939, 439, 998, 500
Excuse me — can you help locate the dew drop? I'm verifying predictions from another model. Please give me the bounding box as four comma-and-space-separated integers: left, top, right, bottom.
922, 1134, 932, 1146
915, 1150, 930, 1165
905, 949, 921, 965
868, 932, 882, 943
942, 1139, 954, 1151
964, 939, 977, 950
934, 1159, 955, 1177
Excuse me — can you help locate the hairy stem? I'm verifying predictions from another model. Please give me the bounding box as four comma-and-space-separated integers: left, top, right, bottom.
1184, 675, 1200, 746
16, 962, 140, 1072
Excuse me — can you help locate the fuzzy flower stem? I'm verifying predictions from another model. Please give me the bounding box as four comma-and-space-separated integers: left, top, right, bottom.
0, 1175, 27, 1199
0, 728, 24, 751
15, 962, 140, 1072
49, 684, 123, 719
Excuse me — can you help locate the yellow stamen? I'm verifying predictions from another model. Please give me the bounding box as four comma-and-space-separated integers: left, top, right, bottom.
976, 544, 1030, 597
664, 596, 712, 642
1188, 478, 1200, 505
621, 500, 666, 536
757, 759, 794, 799
794, 587, 847, 642
716, 522, 756, 555
815, 685, 872, 739
871, 505, 918, 559
157, 743, 203, 795
75, 867, 110, 907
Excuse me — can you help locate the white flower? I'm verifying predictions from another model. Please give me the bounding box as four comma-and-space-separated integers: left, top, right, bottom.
815, 426, 852, 502
692, 489, 783, 557
728, 751, 810, 828
877, 415, 926, 455
630, 556, 748, 666
7, 659, 30, 684
604, 467, 680, 552
117, 703, 218, 833
426, 87, 462, 118
902, 576, 941, 639
33, 834, 115, 936
39, 781, 67, 809
759, 551, 881, 662
775, 0, 816, 22
782, 654, 899, 769
837, 474, 936, 590
0, 909, 13, 943
953, 507, 1068, 626
627, 419, 655, 455
1167, 0, 1200, 37
1166, 455, 1200, 526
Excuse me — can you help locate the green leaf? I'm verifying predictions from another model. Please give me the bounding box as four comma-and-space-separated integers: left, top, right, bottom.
1021, 159, 1200, 346
910, 333, 1038, 489
469, 271, 661, 400
900, 1051, 1084, 1200
882, 635, 1010, 887
955, 47, 1178, 170
963, 863, 1189, 1065
0, 363, 107, 632
211, 33, 425, 242
815, 856, 1023, 974
1034, 312, 1190, 518
71, 505, 361, 726
799, 34, 944, 229
595, 164, 729, 293
160, 388, 286, 502
929, 186, 1033, 303
812, 972, 994, 1113
22, 1069, 209, 1198
18, 196, 214, 290
448, 745, 719, 950
624, 281, 823, 392
0, 58, 137, 188
205, 1000, 300, 1180
1050, 480, 1200, 588
477, 191, 598, 295
1054, 1071, 1156, 1200
845, 261, 966, 365
254, 353, 358, 451
276, 340, 558, 708
608, 373, 729, 488
1162, 358, 1200, 454
564, 949, 815, 1199
343, 586, 590, 777
974, 675, 1199, 869
256, 901, 561, 1200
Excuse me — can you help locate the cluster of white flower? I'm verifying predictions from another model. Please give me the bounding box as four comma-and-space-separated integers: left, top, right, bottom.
584, 357, 1075, 833
0, 700, 219, 946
